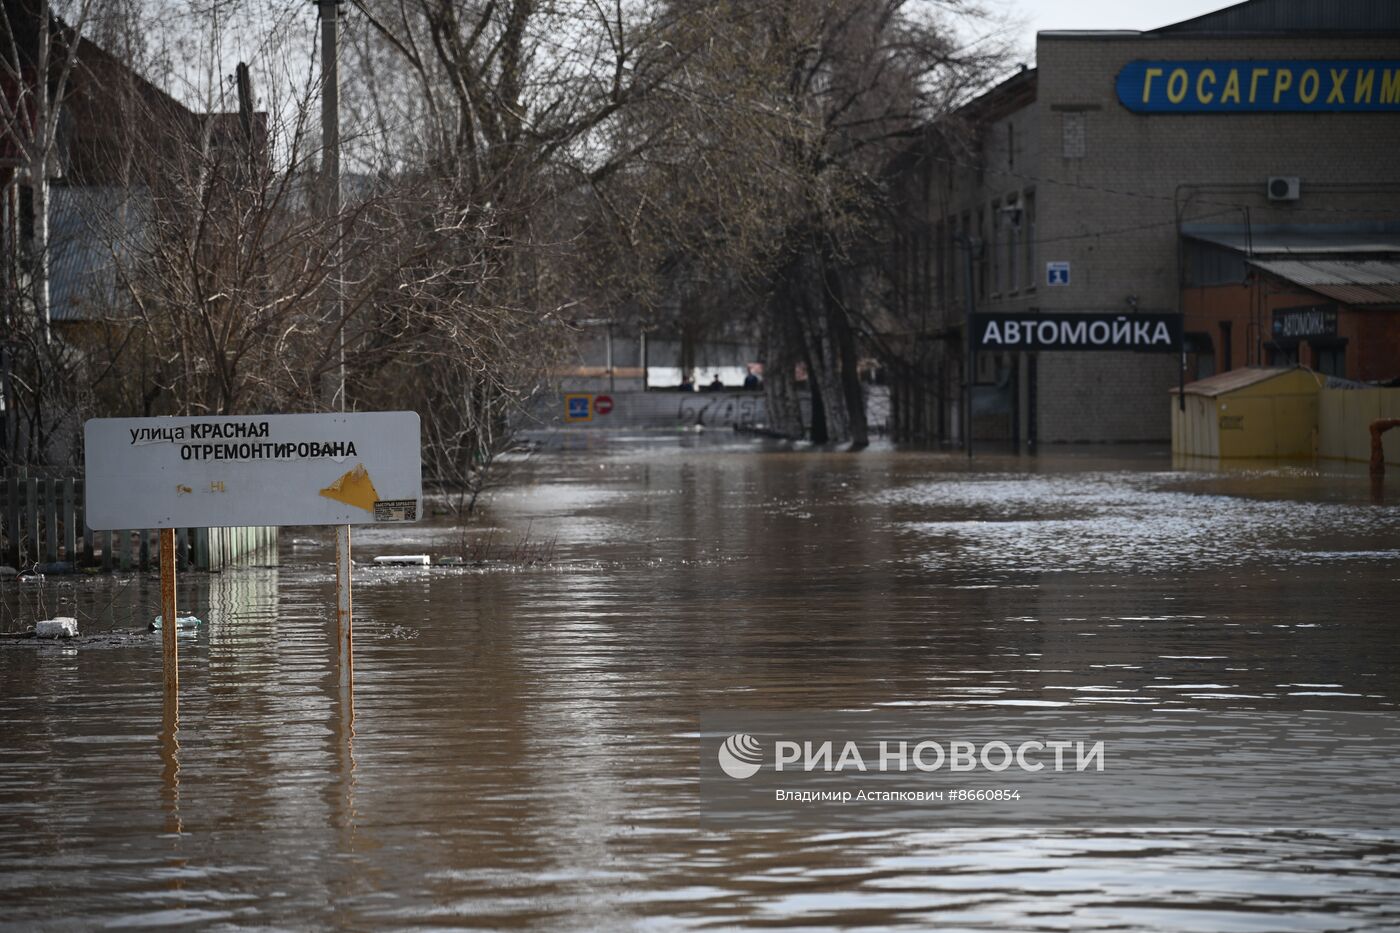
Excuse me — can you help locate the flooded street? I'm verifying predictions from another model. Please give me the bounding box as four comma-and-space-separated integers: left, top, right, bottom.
3, 437, 1400, 930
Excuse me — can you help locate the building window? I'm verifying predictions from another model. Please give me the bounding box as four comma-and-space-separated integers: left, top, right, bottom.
976, 209, 987, 302
991, 201, 1002, 295
1022, 191, 1035, 291
1062, 112, 1085, 159
934, 220, 946, 309
19, 184, 34, 242
955, 213, 968, 306
1007, 198, 1020, 293
1311, 340, 1347, 378
1267, 343, 1299, 367
1185, 332, 1215, 380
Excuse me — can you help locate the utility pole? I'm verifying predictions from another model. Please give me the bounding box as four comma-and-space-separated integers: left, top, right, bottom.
955, 233, 978, 459
317, 0, 344, 413
32, 0, 52, 346
316, 0, 353, 715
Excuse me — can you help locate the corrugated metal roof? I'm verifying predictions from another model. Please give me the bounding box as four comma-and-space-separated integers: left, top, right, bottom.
1182, 225, 1400, 256
1171, 366, 1323, 397
49, 186, 148, 321
1155, 0, 1400, 34
1249, 258, 1400, 306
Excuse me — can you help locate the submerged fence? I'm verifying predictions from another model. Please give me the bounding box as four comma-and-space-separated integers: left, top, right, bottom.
1, 469, 277, 572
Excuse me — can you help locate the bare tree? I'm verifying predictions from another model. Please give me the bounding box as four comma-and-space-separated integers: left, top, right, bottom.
0, 0, 113, 465
1, 0, 1007, 479
600, 0, 1009, 446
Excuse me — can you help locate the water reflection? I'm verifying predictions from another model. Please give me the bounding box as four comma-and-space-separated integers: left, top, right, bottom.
1, 440, 1398, 928
160, 694, 181, 837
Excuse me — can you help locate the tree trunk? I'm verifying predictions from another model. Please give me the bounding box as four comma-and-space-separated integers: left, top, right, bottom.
761, 278, 806, 439
823, 258, 868, 450
796, 248, 848, 445
31, 164, 49, 346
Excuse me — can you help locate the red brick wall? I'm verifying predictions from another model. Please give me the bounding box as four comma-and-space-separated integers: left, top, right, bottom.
1183, 278, 1400, 383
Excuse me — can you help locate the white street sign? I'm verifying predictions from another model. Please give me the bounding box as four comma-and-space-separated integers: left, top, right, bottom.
84, 412, 422, 529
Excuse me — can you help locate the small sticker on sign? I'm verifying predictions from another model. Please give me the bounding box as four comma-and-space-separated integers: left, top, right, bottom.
374, 499, 418, 522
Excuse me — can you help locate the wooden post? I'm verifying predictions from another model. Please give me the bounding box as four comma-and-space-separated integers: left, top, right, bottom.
160, 528, 178, 708
5, 470, 20, 567
44, 478, 58, 561
79, 479, 92, 565
62, 478, 75, 560
335, 523, 353, 720
159, 686, 181, 835
24, 477, 37, 566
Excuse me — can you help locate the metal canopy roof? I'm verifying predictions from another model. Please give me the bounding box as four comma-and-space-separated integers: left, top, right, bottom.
1042, 0, 1400, 38
1248, 258, 1400, 306
1181, 225, 1400, 256
50, 186, 148, 322
1153, 0, 1400, 34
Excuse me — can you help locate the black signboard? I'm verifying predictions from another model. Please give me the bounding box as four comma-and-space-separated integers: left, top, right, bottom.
970, 312, 1183, 353
1272, 304, 1337, 342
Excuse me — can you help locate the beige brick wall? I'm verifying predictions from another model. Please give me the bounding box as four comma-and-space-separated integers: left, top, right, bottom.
1028, 33, 1400, 441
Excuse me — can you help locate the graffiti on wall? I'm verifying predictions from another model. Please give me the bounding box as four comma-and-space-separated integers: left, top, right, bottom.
677, 395, 763, 427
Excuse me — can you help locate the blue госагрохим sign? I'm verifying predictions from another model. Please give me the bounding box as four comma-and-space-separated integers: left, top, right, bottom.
1116, 61, 1400, 113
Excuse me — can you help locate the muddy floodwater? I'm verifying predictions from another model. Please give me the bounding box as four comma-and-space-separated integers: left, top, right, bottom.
3, 437, 1399, 930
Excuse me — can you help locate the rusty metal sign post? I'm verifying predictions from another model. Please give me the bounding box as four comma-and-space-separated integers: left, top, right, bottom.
335, 523, 353, 718
83, 412, 422, 718
160, 528, 178, 706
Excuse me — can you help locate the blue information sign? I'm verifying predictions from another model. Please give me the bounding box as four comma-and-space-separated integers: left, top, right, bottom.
1117, 60, 1400, 113
565, 394, 593, 422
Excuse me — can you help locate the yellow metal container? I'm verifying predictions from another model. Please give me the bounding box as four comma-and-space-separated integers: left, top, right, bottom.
1170, 368, 1322, 460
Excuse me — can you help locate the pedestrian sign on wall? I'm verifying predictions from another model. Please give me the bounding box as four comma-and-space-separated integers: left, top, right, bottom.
83, 412, 422, 529
565, 394, 593, 422
1047, 261, 1071, 286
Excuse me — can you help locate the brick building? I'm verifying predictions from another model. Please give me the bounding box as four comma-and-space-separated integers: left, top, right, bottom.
1, 2, 267, 328
2, 3, 265, 463
883, 0, 1400, 446
1180, 224, 1400, 382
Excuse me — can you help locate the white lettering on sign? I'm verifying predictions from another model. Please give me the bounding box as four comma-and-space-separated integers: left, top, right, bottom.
1274, 308, 1336, 339
84, 412, 422, 529
976, 315, 1178, 352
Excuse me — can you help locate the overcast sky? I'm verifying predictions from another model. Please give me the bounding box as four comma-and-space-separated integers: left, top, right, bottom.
1007, 0, 1238, 59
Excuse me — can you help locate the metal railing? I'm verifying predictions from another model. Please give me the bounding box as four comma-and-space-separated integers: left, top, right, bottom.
2, 469, 277, 572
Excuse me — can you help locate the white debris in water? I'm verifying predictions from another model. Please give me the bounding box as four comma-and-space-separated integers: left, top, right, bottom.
373, 555, 431, 566
152, 615, 201, 630
35, 618, 78, 639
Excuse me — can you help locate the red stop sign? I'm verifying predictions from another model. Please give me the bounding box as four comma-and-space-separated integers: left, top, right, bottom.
595, 395, 614, 415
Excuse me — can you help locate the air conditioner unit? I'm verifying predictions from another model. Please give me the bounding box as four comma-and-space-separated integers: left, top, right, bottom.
1267, 176, 1301, 202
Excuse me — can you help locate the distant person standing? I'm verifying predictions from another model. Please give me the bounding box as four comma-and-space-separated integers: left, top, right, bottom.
743, 371, 761, 390
706, 375, 724, 391
678, 374, 694, 391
